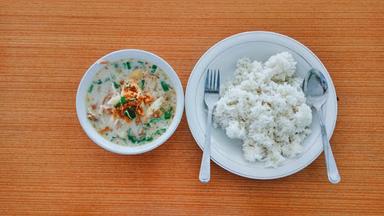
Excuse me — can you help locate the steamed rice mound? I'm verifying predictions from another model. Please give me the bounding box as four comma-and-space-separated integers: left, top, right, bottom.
213, 52, 312, 167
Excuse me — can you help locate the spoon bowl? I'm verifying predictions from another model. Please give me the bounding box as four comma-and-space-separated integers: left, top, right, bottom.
303, 69, 329, 111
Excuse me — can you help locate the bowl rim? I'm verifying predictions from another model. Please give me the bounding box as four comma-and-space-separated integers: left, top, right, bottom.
76, 49, 184, 154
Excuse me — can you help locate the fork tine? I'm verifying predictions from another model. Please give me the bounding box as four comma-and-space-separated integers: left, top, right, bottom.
212, 70, 217, 91
205, 69, 221, 92
216, 70, 220, 90
210, 69, 214, 91
205, 69, 210, 90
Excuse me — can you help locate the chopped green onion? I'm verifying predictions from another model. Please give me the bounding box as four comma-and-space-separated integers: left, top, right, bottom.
88, 84, 94, 93
151, 65, 157, 73
128, 128, 149, 144
139, 79, 145, 90
114, 96, 127, 108
128, 135, 137, 143
94, 79, 102, 84
162, 107, 173, 120
113, 81, 120, 89
138, 61, 144, 66
149, 117, 162, 124
124, 107, 136, 119
164, 111, 172, 120
120, 96, 127, 105
123, 62, 131, 70
154, 128, 167, 136
160, 80, 169, 91
127, 129, 137, 143
137, 136, 147, 143
132, 135, 153, 144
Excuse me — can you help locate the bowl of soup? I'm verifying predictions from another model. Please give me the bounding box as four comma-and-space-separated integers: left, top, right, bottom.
76, 49, 184, 154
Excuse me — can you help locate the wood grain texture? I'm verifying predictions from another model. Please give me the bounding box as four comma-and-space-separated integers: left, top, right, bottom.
0, 0, 383, 215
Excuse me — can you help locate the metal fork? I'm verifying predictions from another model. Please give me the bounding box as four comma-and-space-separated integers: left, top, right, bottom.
199, 69, 220, 184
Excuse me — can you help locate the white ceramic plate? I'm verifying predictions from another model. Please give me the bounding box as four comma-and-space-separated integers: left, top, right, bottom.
185, 31, 337, 179
76, 49, 184, 155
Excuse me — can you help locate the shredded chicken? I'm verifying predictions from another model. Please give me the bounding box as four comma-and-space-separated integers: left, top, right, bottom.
87, 111, 97, 121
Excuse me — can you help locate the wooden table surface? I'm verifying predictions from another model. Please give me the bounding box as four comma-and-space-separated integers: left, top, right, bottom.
1, 0, 383, 215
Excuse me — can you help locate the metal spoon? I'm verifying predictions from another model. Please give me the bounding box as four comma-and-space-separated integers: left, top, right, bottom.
303, 69, 341, 184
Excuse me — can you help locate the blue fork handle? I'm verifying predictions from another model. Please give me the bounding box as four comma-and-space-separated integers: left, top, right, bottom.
199, 106, 213, 183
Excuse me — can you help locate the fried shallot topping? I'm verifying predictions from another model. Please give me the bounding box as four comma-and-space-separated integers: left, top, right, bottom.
112, 79, 153, 123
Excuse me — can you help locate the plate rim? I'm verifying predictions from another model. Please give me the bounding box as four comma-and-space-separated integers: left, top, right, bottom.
185, 31, 338, 180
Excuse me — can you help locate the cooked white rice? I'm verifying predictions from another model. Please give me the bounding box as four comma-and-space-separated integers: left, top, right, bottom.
213, 52, 312, 167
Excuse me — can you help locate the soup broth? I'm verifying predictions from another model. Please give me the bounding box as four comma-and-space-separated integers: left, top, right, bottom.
86, 59, 176, 146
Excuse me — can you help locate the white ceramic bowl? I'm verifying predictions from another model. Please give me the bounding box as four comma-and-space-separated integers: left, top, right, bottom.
76, 49, 184, 154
